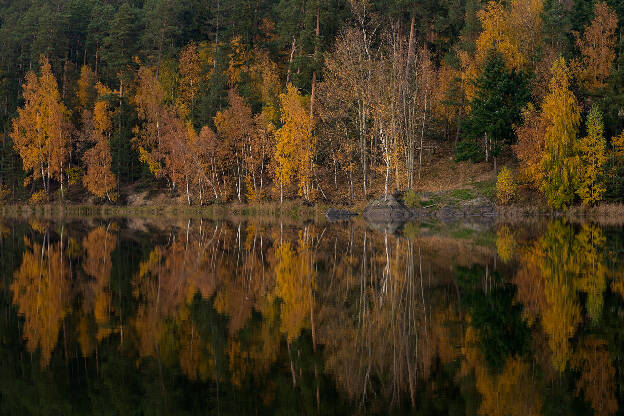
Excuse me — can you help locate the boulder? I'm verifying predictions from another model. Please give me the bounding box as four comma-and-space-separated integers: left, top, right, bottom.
362, 195, 412, 223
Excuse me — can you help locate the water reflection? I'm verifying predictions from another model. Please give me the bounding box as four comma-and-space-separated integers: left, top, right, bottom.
0, 218, 623, 414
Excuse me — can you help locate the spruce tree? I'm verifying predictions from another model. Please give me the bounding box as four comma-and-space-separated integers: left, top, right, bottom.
460, 50, 530, 165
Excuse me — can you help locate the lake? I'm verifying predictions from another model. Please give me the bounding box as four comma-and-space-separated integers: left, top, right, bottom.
0, 216, 621, 415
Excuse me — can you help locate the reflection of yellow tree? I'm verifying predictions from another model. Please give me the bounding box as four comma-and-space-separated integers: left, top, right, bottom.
537, 221, 581, 372
515, 221, 610, 372
318, 232, 446, 409
178, 305, 214, 381
461, 324, 542, 416
572, 337, 617, 415
573, 225, 607, 323
130, 221, 280, 387
133, 238, 216, 359
513, 247, 546, 325
79, 226, 118, 355
11, 235, 70, 367
274, 229, 315, 341
479, 357, 543, 416
227, 299, 281, 388
496, 225, 516, 263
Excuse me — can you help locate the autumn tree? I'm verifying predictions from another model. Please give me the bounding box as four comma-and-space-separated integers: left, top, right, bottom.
11, 56, 70, 196
83, 82, 117, 201
513, 103, 547, 188
461, 0, 543, 103
577, 106, 607, 205
540, 57, 581, 209
475, 1, 525, 71
317, 27, 373, 198
177, 42, 201, 121
574, 2, 618, 91
249, 49, 282, 126
214, 90, 257, 202
274, 84, 315, 202
134, 65, 213, 204
76, 65, 97, 114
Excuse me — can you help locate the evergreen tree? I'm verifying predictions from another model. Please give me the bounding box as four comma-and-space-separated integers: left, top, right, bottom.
461, 50, 530, 165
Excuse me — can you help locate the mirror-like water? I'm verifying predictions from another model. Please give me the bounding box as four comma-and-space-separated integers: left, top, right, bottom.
0, 217, 622, 415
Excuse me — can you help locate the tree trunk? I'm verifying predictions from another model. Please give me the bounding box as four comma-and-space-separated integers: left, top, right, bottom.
286, 37, 297, 86
309, 6, 320, 121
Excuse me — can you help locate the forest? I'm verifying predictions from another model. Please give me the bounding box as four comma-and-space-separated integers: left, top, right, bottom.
1, 0, 624, 208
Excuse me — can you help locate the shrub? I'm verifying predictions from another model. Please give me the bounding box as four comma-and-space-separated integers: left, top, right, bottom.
496, 166, 515, 205
403, 190, 420, 208
0, 185, 10, 203
29, 190, 48, 205
66, 167, 83, 186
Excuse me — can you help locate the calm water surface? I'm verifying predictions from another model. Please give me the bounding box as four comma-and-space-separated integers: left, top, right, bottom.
0, 217, 622, 415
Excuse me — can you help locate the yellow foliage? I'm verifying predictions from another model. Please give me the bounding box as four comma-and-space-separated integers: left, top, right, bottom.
177, 42, 201, 120
227, 36, 248, 87
496, 166, 515, 205
77, 65, 96, 111
11, 56, 70, 194
66, 166, 82, 186
576, 107, 607, 205
11, 237, 70, 367
138, 145, 161, 176
463, 0, 543, 103
274, 84, 315, 200
572, 338, 618, 415
83, 139, 116, 199
476, 1, 525, 71
496, 225, 516, 262
29, 190, 48, 205
93, 99, 112, 133
540, 57, 581, 209
0, 184, 11, 202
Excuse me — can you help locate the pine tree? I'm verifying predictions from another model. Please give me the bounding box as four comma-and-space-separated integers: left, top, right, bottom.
461, 50, 529, 166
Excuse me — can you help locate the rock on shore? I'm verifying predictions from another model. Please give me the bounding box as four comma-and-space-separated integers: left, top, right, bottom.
362, 194, 494, 224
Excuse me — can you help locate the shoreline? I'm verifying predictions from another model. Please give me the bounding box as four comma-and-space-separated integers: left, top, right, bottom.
0, 199, 623, 225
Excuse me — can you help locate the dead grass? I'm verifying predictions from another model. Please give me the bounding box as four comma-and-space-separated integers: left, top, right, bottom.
0, 200, 328, 224
413, 156, 496, 192
565, 203, 624, 225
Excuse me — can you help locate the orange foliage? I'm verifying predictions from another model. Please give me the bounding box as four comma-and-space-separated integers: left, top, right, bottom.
572, 338, 618, 415
513, 103, 547, 187
574, 2, 618, 91
11, 234, 70, 367
11, 56, 70, 194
